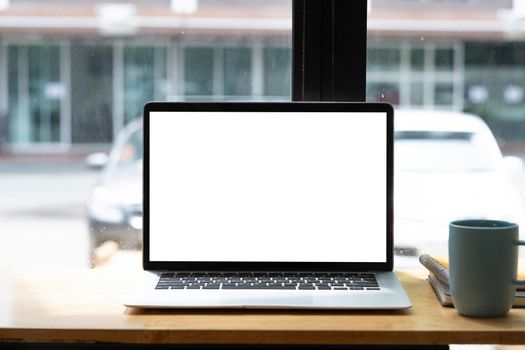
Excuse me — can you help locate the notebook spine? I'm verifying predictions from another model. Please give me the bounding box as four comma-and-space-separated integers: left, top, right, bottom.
419, 254, 450, 285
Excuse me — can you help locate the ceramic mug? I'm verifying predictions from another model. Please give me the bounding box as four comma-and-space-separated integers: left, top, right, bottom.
449, 219, 525, 317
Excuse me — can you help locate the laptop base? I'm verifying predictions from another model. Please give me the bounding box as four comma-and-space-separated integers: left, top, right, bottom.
124, 271, 411, 309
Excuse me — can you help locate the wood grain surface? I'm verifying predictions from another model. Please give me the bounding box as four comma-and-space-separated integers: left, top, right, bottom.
1, 269, 525, 345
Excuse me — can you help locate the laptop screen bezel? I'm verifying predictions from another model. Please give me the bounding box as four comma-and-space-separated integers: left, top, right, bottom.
143, 102, 394, 272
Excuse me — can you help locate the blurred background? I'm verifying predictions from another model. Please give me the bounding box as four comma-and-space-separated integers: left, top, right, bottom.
1, 0, 525, 271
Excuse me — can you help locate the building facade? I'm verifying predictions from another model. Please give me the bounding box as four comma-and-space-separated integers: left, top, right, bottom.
0, 0, 524, 152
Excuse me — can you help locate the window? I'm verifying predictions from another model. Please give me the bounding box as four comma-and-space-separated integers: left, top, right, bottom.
367, 41, 463, 110
263, 47, 291, 97
368, 0, 525, 268
0, 0, 292, 270
2, 0, 525, 278
183, 42, 290, 101
223, 47, 252, 97
184, 47, 214, 98
124, 45, 167, 123
8, 45, 61, 145
71, 44, 113, 144
465, 42, 525, 141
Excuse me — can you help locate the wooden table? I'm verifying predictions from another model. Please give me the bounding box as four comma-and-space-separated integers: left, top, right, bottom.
1, 269, 525, 346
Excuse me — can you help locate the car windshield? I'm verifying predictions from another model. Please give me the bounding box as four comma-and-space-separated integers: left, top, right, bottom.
116, 129, 143, 168
395, 131, 499, 173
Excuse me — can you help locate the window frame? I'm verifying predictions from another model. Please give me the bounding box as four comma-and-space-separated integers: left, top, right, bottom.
292, 0, 367, 101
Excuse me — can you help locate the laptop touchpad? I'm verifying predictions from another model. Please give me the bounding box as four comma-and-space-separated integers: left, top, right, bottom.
222, 292, 313, 307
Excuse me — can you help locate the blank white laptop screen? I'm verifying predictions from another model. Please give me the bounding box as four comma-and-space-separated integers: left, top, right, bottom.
149, 111, 387, 263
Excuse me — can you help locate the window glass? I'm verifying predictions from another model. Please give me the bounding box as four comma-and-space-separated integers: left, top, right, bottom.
368, 0, 525, 269
465, 43, 525, 141
410, 81, 424, 106
116, 128, 143, 167
263, 47, 291, 97
395, 132, 498, 172
8, 45, 61, 144
29, 46, 61, 143
8, 46, 21, 143
367, 82, 400, 105
435, 48, 454, 71
410, 48, 424, 71
0, 0, 292, 270
124, 46, 167, 123
367, 47, 401, 71
184, 47, 214, 97
224, 47, 252, 97
71, 45, 113, 144
434, 83, 454, 105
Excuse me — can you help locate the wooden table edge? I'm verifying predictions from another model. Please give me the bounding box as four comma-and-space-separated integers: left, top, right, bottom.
2, 329, 525, 345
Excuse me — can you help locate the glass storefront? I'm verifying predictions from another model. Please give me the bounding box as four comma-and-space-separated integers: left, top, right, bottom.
8, 45, 61, 146
223, 47, 252, 98
366, 41, 462, 110
124, 45, 168, 123
184, 47, 214, 98
4, 38, 525, 148
263, 47, 291, 97
71, 45, 113, 144
3, 41, 292, 146
464, 42, 525, 142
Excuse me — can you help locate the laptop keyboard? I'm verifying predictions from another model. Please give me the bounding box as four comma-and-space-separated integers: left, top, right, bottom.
155, 272, 380, 290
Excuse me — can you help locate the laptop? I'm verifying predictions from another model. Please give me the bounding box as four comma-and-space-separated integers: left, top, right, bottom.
124, 102, 411, 309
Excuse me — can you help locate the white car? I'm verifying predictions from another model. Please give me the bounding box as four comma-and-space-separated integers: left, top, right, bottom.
394, 109, 525, 256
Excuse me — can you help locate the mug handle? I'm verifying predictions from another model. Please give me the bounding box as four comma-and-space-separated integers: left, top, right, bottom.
513, 240, 525, 286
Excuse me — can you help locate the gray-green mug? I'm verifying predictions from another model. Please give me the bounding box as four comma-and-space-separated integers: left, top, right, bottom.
449, 219, 525, 317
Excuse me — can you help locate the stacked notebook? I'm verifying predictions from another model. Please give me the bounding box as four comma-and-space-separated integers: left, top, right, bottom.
419, 254, 525, 307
